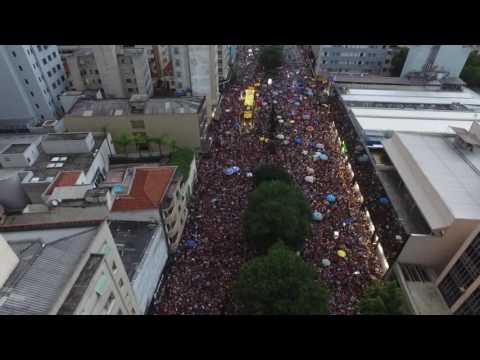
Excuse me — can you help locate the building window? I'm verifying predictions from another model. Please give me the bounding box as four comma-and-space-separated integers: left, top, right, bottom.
177, 82, 183, 89
439, 233, 480, 307
47, 55, 52, 61
126, 79, 132, 83
95, 69, 99, 74
175, 59, 180, 66
112, 261, 118, 274
52, 83, 57, 89
455, 287, 480, 315
35, 103, 39, 109
127, 88, 134, 93
119, 278, 124, 288
173, 47, 179, 55
130, 120, 145, 129
43, 45, 48, 50
24, 79, 29, 85
52, 67, 57, 74
12, 51, 16, 57
176, 72, 182, 78
57, 79, 61, 86
53, 52, 57, 58
30, 91, 34, 97
47, 71, 52, 77
61, 75, 65, 82
117, 309, 123, 315
37, 45, 42, 51
104, 292, 116, 314
18, 65, 23, 71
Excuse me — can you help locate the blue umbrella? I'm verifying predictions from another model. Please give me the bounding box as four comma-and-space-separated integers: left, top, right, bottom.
326, 194, 336, 203
379, 197, 390, 205
224, 167, 235, 176
312, 211, 324, 221
294, 137, 302, 145
186, 240, 196, 249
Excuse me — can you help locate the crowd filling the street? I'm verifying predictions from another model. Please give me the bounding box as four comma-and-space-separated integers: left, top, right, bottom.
154, 45, 405, 315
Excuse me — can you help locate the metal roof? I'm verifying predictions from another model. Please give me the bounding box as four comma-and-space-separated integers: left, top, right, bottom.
0, 227, 98, 315
351, 108, 480, 121
357, 117, 473, 135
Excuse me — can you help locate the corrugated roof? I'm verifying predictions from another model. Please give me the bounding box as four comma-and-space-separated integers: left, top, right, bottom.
112, 167, 176, 212
0, 227, 98, 315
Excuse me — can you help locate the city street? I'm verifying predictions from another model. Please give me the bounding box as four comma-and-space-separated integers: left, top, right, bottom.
155, 45, 383, 315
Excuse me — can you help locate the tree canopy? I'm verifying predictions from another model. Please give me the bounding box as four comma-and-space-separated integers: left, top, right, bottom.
244, 181, 311, 253
170, 147, 195, 179
359, 280, 408, 315
233, 242, 330, 315
258, 45, 284, 76
461, 51, 480, 87
390, 47, 409, 77
253, 164, 293, 187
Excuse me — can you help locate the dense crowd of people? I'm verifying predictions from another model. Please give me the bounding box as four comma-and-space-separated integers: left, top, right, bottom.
155, 45, 401, 315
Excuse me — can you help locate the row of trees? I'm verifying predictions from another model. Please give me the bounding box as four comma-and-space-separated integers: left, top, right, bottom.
114, 132, 177, 157
234, 165, 329, 314
234, 165, 408, 315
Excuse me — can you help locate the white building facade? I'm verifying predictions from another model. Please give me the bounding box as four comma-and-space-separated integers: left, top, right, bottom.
0, 45, 67, 130
60, 45, 153, 98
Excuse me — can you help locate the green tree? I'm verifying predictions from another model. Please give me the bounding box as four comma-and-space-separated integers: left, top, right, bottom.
254, 164, 293, 187
170, 147, 194, 179
461, 51, 480, 87
133, 133, 148, 157
390, 47, 409, 77
114, 132, 133, 155
244, 181, 311, 253
148, 135, 168, 156
259, 45, 284, 77
233, 242, 329, 315
359, 281, 408, 315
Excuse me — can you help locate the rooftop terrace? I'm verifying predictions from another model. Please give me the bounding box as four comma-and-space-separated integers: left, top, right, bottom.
67, 97, 205, 118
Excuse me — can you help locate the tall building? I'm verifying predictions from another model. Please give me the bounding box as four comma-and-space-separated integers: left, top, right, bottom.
313, 45, 396, 75
217, 45, 236, 83
380, 126, 480, 315
60, 45, 153, 98
0, 45, 67, 131
401, 45, 471, 79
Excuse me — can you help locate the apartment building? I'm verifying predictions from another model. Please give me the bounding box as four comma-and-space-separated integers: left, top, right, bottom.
218, 45, 236, 83
60, 45, 153, 98
0, 132, 115, 212
0, 219, 140, 315
401, 45, 471, 79
0, 45, 67, 130
314, 45, 396, 75
63, 94, 208, 151
105, 165, 191, 252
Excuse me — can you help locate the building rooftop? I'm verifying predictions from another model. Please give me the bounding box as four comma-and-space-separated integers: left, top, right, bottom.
44, 171, 82, 196
19, 134, 105, 181
0, 227, 98, 315
67, 97, 205, 118
110, 167, 176, 212
334, 74, 441, 86
0, 134, 42, 155
57, 254, 104, 315
1, 144, 30, 155
109, 221, 158, 281
383, 131, 480, 230
340, 86, 480, 136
